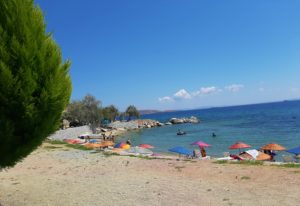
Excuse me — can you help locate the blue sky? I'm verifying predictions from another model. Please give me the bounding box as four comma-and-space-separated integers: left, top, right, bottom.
36, 0, 300, 110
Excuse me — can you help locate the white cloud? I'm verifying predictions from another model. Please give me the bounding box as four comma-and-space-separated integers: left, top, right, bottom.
173, 89, 192, 99
192, 86, 221, 96
158, 96, 174, 102
225, 84, 244, 92
259, 87, 265, 92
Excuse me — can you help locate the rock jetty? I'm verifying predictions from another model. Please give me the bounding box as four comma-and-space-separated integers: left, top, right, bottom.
168, 116, 200, 124
48, 126, 92, 141
49, 116, 200, 141
107, 119, 162, 130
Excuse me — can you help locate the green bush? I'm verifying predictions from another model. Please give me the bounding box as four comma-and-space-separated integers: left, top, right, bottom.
0, 0, 71, 168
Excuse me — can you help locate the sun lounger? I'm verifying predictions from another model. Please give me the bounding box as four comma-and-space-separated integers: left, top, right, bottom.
295, 155, 300, 163
223, 152, 230, 157
198, 156, 211, 160
215, 156, 233, 161
282, 155, 293, 163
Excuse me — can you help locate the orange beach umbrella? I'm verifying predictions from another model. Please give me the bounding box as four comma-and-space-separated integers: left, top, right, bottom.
261, 143, 286, 151
229, 141, 251, 154
256, 152, 272, 161
229, 142, 251, 150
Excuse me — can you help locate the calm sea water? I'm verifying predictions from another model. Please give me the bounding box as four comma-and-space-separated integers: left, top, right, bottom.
120, 100, 300, 157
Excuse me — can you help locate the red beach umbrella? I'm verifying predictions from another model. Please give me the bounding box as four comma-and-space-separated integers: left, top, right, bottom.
139, 144, 154, 149
191, 141, 211, 148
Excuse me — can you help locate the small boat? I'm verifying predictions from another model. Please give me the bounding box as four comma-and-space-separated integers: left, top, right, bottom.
177, 131, 187, 135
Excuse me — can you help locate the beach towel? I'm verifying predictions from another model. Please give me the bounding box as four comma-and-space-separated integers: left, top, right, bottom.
245, 149, 259, 159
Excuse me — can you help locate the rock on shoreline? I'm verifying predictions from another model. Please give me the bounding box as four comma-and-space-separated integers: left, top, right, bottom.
168, 116, 200, 124
107, 119, 163, 130
48, 126, 92, 141
48, 116, 200, 141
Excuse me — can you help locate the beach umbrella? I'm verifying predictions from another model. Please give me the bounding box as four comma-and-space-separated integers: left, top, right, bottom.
169, 146, 192, 156
229, 142, 251, 149
229, 142, 251, 153
286, 147, 300, 155
139, 144, 154, 149
89, 139, 98, 143
114, 142, 125, 148
84, 143, 103, 149
127, 147, 153, 155
121, 144, 131, 149
261, 143, 286, 151
191, 141, 211, 148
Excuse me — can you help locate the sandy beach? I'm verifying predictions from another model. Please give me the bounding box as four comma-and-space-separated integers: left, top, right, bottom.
1, 143, 299, 206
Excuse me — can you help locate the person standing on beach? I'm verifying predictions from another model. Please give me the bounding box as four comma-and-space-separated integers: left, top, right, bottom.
126, 138, 132, 145
111, 135, 115, 143
200, 147, 206, 157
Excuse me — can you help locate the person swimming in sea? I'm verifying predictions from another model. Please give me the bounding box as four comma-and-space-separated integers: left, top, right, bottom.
212, 132, 216, 137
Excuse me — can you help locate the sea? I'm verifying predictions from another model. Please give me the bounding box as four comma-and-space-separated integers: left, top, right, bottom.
120, 100, 300, 157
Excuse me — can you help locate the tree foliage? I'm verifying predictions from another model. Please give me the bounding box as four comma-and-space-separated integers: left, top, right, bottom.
0, 0, 72, 168
102, 105, 119, 122
119, 112, 126, 122
63, 94, 102, 127
126, 105, 140, 120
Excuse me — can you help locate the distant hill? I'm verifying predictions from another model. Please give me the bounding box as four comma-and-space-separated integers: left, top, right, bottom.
139, 109, 178, 115
139, 110, 161, 115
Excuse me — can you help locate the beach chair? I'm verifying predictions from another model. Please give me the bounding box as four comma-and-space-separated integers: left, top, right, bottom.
294, 155, 300, 163
223, 152, 230, 157
282, 155, 293, 163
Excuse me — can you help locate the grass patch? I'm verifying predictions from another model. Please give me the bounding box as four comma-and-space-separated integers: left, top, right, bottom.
46, 140, 67, 145
277, 163, 300, 168
214, 160, 228, 164
65, 144, 93, 151
241, 176, 251, 180
214, 160, 263, 166
231, 160, 263, 166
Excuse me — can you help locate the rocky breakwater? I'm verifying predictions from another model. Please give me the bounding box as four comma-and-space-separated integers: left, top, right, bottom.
107, 119, 163, 131
135, 119, 164, 128
49, 117, 200, 141
167, 116, 200, 124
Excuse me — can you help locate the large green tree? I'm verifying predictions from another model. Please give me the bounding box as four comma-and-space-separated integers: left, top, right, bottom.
0, 0, 72, 168
102, 105, 119, 122
125, 105, 140, 120
63, 94, 102, 128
